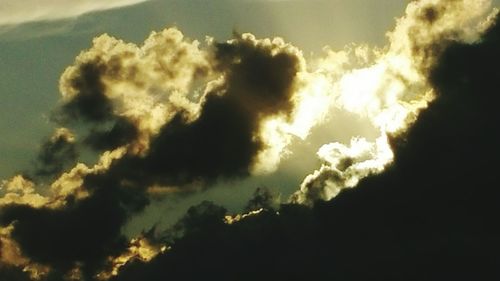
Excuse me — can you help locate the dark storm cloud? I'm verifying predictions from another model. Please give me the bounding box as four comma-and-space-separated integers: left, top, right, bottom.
57, 60, 114, 123
102, 35, 301, 187
214, 36, 298, 117
110, 14, 500, 281
0, 180, 148, 278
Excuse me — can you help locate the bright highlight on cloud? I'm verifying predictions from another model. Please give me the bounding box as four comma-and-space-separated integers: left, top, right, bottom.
292, 0, 497, 204
0, 0, 149, 27
0, 0, 498, 280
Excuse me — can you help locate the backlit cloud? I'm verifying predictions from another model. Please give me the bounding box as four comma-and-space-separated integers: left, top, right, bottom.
0, 0, 498, 280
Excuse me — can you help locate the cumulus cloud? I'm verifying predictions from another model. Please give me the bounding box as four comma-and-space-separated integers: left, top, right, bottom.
0, 0, 149, 27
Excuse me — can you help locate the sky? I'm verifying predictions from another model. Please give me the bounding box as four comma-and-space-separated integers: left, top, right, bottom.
1, 0, 500, 280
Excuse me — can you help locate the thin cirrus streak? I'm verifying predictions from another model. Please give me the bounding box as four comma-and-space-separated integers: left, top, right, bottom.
0, 0, 498, 280
0, 0, 150, 27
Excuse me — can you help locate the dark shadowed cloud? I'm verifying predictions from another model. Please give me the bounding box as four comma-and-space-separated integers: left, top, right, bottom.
0, 184, 147, 278
33, 129, 78, 178
0, 31, 302, 279
0, 265, 32, 281
83, 117, 139, 152
87, 34, 301, 188
56, 60, 115, 123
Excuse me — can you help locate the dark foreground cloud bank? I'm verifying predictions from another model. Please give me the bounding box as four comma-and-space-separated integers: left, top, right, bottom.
108, 15, 500, 281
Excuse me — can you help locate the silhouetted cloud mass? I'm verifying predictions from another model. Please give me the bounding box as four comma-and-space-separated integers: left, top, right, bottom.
0, 184, 147, 278
106, 37, 300, 187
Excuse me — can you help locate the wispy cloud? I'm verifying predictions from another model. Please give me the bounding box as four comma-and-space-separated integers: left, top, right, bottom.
0, 0, 149, 27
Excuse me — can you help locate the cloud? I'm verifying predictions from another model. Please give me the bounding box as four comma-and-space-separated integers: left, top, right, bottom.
0, 0, 149, 27
0, 0, 498, 280
109, 13, 500, 281
0, 188, 137, 272
291, 0, 497, 204
33, 128, 78, 178
0, 27, 309, 279
0, 150, 140, 278
0, 176, 49, 208
55, 29, 306, 187
0, 224, 50, 280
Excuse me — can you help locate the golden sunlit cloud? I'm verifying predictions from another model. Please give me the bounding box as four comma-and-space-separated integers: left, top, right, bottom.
224, 208, 264, 225
291, 0, 497, 204
0, 175, 49, 208
97, 237, 168, 280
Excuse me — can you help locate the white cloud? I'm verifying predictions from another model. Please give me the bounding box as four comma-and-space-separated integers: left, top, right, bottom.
0, 0, 149, 26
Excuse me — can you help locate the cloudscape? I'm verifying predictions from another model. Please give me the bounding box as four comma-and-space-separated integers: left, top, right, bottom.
1, 0, 499, 280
